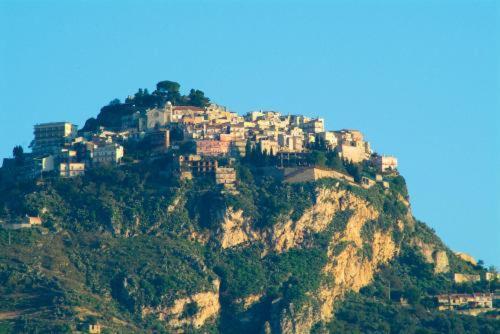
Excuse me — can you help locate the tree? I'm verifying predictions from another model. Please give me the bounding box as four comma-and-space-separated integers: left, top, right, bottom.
108, 98, 121, 105
156, 80, 180, 93
345, 159, 363, 183
82, 117, 99, 132
13, 145, 24, 164
187, 89, 210, 107
309, 151, 326, 167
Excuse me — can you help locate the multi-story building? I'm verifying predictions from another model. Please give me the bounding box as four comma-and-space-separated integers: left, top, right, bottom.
32, 122, 77, 155
317, 131, 338, 149
59, 162, 85, 177
178, 155, 218, 176
93, 144, 124, 165
196, 140, 230, 156
259, 139, 279, 155
145, 129, 170, 152
372, 155, 398, 172
301, 118, 325, 134
215, 167, 237, 186
333, 129, 371, 163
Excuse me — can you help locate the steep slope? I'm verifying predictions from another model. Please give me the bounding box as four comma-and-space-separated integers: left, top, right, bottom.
0, 161, 498, 333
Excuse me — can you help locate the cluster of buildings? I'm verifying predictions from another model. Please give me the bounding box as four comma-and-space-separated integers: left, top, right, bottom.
2, 101, 399, 183
436, 293, 494, 311
2, 122, 125, 180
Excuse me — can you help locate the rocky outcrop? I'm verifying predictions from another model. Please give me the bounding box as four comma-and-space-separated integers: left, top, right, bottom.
269, 188, 401, 333
235, 292, 264, 310
142, 280, 220, 330
412, 239, 450, 274
217, 186, 419, 333
433, 250, 450, 274
455, 252, 477, 266
316, 197, 396, 323
218, 208, 258, 249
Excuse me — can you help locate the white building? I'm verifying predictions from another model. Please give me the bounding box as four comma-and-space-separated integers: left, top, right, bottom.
93, 143, 124, 165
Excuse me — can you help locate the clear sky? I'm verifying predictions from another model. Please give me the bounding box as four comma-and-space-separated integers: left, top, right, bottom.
1, 1, 498, 265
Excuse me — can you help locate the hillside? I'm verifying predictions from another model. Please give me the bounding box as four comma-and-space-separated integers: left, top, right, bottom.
0, 82, 498, 333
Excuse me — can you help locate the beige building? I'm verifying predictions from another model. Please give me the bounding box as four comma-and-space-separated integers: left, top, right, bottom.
301, 118, 325, 134
317, 131, 338, 148
333, 129, 371, 163
485, 272, 500, 281
196, 140, 230, 156
338, 142, 370, 163
372, 155, 398, 172
88, 324, 101, 334
59, 162, 85, 177
259, 139, 279, 155
178, 155, 218, 175
32, 122, 77, 155
215, 167, 237, 186
436, 293, 493, 311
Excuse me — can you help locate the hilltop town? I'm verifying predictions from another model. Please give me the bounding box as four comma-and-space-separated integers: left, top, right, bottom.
0, 81, 498, 333
1, 80, 398, 188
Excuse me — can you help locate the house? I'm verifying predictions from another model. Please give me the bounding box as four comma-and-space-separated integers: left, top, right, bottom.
88, 323, 101, 334
361, 176, 376, 188
372, 154, 398, 172
2, 216, 42, 230
59, 162, 85, 177
93, 144, 124, 165
32, 122, 77, 156
196, 140, 230, 156
485, 272, 500, 281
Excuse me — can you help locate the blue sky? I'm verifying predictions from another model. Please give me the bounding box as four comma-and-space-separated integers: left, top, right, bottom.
1, 1, 498, 265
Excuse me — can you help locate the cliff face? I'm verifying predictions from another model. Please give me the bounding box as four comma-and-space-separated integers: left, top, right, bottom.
4, 164, 481, 334
142, 280, 220, 330
218, 185, 406, 333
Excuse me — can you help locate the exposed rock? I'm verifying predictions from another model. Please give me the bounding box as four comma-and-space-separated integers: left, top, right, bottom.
142, 280, 220, 330
270, 188, 356, 253
218, 208, 258, 248
433, 250, 450, 274
412, 239, 450, 274
455, 252, 477, 266
270, 188, 399, 333
235, 292, 264, 310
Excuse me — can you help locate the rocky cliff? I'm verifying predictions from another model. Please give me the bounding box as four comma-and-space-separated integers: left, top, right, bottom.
0, 164, 496, 334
